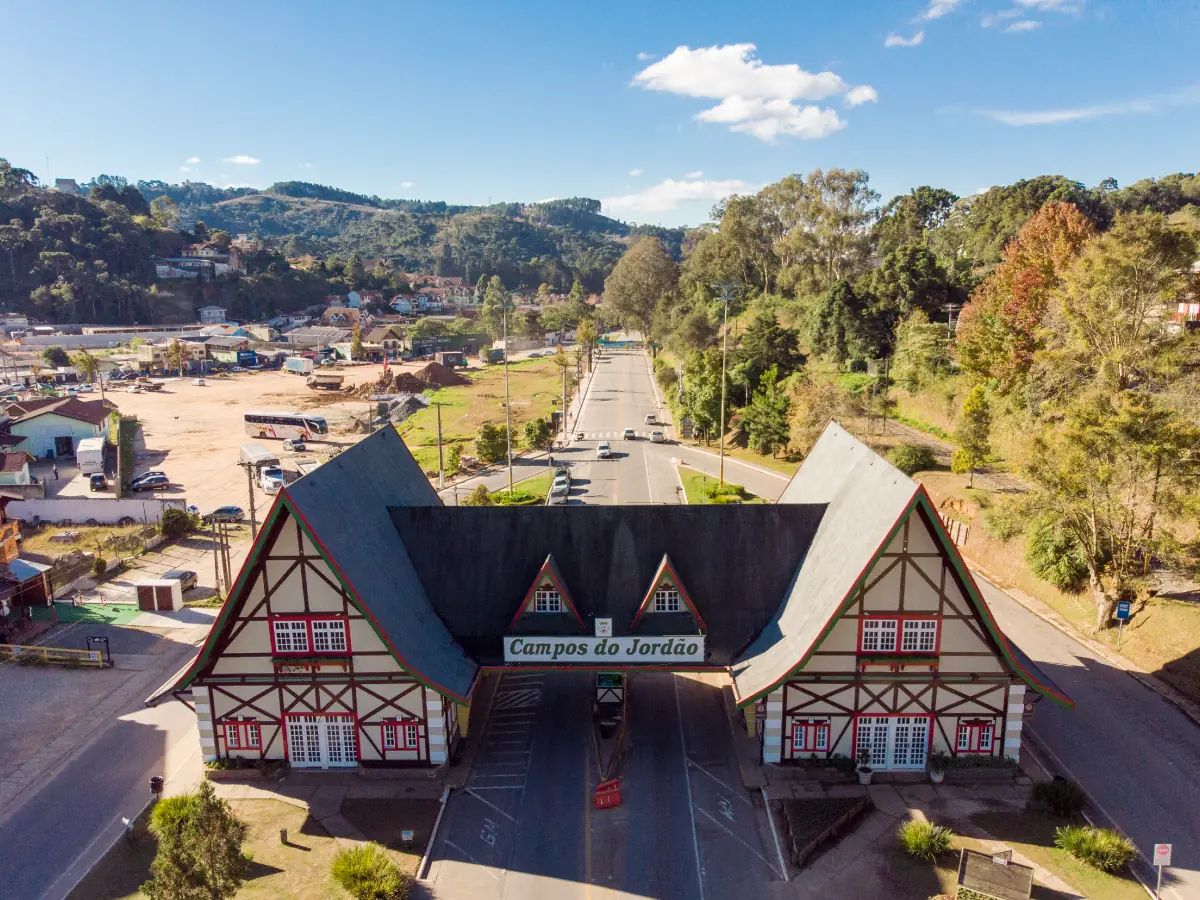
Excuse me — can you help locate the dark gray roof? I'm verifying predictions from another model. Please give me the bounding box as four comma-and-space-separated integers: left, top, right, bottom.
389, 504, 824, 665
285, 427, 478, 701
731, 422, 920, 702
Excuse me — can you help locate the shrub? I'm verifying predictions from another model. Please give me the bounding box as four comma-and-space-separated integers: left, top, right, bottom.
149, 794, 193, 838
473, 422, 509, 464
522, 417, 552, 451
1033, 779, 1087, 817
982, 501, 1025, 542
461, 485, 492, 507
1054, 825, 1137, 872
847, 357, 868, 373
331, 842, 409, 900
703, 482, 746, 501
445, 443, 462, 476
490, 489, 541, 506
886, 443, 936, 476
1026, 517, 1090, 593
91, 556, 107, 579
897, 819, 954, 861
159, 507, 195, 540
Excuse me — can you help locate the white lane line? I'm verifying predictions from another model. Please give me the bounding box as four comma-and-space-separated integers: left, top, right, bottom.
442, 839, 501, 879
464, 785, 524, 790
674, 674, 706, 900
466, 789, 515, 822
694, 806, 780, 877
686, 758, 753, 806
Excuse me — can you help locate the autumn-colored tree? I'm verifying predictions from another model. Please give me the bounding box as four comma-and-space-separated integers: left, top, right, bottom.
951, 385, 991, 487
955, 201, 1095, 388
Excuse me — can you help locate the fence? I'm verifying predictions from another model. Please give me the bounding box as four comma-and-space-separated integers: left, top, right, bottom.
3, 496, 185, 525
0, 643, 106, 667
941, 515, 970, 547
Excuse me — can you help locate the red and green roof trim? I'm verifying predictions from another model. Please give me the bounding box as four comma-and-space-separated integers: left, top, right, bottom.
630, 554, 707, 632
508, 554, 584, 629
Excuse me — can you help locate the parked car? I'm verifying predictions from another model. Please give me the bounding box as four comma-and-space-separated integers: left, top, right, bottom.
282, 438, 306, 452
597, 441, 613, 459
644, 413, 656, 424
550, 474, 571, 495
130, 473, 169, 492
204, 506, 246, 524
230, 366, 246, 373
650, 430, 666, 444
163, 569, 198, 592
88, 473, 108, 491
192, 377, 206, 386
130, 470, 166, 486
622, 428, 636, 440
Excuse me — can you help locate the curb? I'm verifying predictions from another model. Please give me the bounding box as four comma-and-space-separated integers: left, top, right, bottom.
417, 786, 451, 882
965, 556, 1200, 730
676, 443, 793, 483
54, 795, 155, 900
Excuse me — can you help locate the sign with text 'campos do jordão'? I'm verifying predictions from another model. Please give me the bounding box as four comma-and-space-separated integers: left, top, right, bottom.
504, 635, 705, 664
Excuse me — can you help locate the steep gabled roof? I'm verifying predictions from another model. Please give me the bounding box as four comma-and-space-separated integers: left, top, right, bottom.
508, 554, 583, 629
11, 398, 113, 426
630, 554, 706, 632
731, 421, 1073, 709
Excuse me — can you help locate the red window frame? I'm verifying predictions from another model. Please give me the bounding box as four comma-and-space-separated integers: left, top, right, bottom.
790, 718, 830, 754
222, 720, 261, 751
270, 615, 352, 656
857, 615, 941, 655
956, 720, 995, 754
381, 719, 421, 752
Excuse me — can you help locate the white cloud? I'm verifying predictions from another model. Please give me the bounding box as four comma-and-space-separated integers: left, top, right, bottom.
636, 52, 655, 61
685, 170, 704, 179
981, 8, 1023, 26
185, 156, 200, 165
885, 31, 925, 47
845, 85, 878, 107
400, 181, 415, 189
180, 166, 192, 173
631, 44, 870, 143
628, 168, 643, 177
222, 155, 260, 165
602, 177, 756, 215
920, 0, 964, 21
976, 85, 1200, 126
302, 162, 314, 169
1005, 19, 1041, 31
1015, 0, 1082, 9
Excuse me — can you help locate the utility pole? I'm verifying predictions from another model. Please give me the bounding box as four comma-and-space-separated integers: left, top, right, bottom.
715, 282, 737, 487
434, 401, 445, 489
219, 521, 232, 589
211, 517, 222, 596
240, 461, 258, 538
561, 358, 568, 441
503, 300, 513, 494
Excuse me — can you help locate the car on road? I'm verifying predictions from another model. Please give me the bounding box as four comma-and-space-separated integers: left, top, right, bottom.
650, 429, 665, 443
550, 474, 571, 496
205, 506, 246, 524
283, 438, 306, 452
130, 473, 169, 492
163, 569, 198, 591
622, 428, 636, 440
644, 413, 656, 424
597, 441, 612, 459
88, 473, 108, 491
192, 377, 206, 386
230, 366, 246, 373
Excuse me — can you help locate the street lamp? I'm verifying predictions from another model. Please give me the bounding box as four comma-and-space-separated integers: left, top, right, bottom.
715, 282, 737, 487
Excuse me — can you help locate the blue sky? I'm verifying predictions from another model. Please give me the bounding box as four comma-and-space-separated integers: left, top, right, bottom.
3, 0, 1198, 226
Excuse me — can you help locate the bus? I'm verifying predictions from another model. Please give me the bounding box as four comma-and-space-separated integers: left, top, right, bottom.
243, 411, 329, 441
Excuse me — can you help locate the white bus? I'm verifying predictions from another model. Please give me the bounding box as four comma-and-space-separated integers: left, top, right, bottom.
243, 411, 329, 441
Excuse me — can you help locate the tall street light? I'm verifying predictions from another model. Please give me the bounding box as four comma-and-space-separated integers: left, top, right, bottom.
503, 296, 513, 494
715, 282, 737, 487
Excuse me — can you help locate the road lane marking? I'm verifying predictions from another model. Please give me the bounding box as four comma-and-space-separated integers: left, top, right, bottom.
673, 674, 706, 900
695, 806, 781, 877
686, 758, 753, 806
442, 839, 501, 878
466, 789, 515, 821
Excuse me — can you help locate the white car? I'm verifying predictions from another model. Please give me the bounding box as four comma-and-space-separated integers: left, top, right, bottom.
622, 428, 636, 440
650, 430, 665, 443
283, 438, 306, 452
192, 377, 206, 386
597, 441, 612, 459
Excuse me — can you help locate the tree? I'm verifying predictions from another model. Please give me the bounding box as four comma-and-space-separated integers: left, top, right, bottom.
874, 186, 958, 255
537, 283, 552, 300
41, 346, 69, 368
523, 417, 552, 451
774, 168, 879, 294
891, 310, 951, 392
738, 309, 801, 387
787, 377, 860, 456
462, 484, 493, 506
741, 366, 791, 456
951, 385, 991, 487
142, 781, 248, 900
350, 325, 364, 360
445, 443, 462, 476
71, 349, 101, 383
164, 339, 186, 376
150, 195, 179, 230
679, 350, 727, 443
603, 237, 677, 339
480, 275, 511, 339
577, 317, 598, 369
810, 280, 875, 365
474, 422, 509, 463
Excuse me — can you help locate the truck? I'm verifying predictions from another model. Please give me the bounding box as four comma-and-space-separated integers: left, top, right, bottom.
306, 373, 345, 390
483, 347, 506, 365
76, 436, 106, 475
284, 357, 314, 376
239, 442, 281, 475
294, 458, 322, 477
435, 350, 466, 368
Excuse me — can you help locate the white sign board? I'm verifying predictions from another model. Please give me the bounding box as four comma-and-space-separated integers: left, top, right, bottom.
1153, 844, 1172, 867
595, 618, 613, 637
505, 635, 704, 664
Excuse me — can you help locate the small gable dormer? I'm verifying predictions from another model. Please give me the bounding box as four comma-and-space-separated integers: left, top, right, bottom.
508, 554, 584, 635
631, 554, 706, 636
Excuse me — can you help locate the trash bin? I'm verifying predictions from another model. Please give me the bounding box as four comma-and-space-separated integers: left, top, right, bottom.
149, 775, 164, 796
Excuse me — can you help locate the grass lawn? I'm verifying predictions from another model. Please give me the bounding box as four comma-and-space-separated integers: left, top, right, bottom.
396, 358, 573, 471
32, 603, 144, 625
676, 439, 800, 477
66, 797, 436, 900
20, 523, 148, 558
677, 466, 769, 505
489, 469, 554, 502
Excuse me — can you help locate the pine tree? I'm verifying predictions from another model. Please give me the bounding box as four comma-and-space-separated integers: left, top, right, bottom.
741, 365, 791, 456
142, 782, 248, 900
952, 385, 991, 487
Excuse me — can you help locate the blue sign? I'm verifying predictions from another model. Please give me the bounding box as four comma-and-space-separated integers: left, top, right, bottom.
1115, 600, 1131, 621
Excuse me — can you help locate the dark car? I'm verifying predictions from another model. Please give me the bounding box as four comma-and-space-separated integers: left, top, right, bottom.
163, 569, 198, 591
204, 506, 246, 524
88, 473, 108, 492
130, 470, 166, 485
130, 474, 169, 492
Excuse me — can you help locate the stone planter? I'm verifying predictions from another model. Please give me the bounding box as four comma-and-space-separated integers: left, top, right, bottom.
205, 766, 263, 782
856, 767, 874, 786
930, 769, 945, 785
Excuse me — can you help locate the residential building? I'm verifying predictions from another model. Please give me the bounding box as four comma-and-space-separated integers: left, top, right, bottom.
0, 452, 34, 485
322, 308, 363, 327
243, 325, 280, 342
138, 341, 208, 372
198, 305, 227, 325
9, 398, 114, 458
52, 179, 83, 195
366, 325, 405, 356
152, 423, 1069, 771
286, 326, 353, 350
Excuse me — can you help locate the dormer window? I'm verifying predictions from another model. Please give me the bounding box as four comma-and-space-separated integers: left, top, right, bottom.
653, 589, 681, 613
534, 589, 561, 613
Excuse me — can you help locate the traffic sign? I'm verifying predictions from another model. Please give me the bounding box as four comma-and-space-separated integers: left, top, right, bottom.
1153, 843, 1172, 867
1114, 600, 1131, 621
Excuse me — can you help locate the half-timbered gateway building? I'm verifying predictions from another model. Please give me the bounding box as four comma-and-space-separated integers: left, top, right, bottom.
152, 422, 1070, 774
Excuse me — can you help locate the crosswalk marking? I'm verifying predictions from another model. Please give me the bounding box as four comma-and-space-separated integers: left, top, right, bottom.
570, 430, 665, 440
